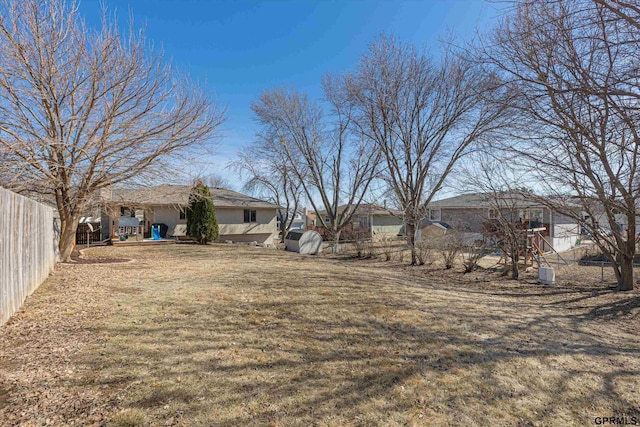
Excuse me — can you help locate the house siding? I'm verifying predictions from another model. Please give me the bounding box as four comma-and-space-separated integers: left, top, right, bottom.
552, 212, 577, 225
106, 204, 278, 245
152, 206, 185, 237
217, 207, 278, 245
372, 214, 403, 238
440, 208, 486, 232
424, 206, 580, 253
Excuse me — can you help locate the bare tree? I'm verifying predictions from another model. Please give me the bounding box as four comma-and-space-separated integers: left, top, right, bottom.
344, 35, 511, 264
201, 173, 235, 191
251, 81, 379, 242
482, 0, 640, 290
0, 0, 224, 261
462, 156, 534, 279
592, 0, 640, 30
231, 145, 303, 242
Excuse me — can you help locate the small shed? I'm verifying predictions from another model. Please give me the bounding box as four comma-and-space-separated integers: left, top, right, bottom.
285, 230, 323, 255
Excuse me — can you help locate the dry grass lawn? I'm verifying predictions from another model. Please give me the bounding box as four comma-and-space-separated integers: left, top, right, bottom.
1, 244, 639, 426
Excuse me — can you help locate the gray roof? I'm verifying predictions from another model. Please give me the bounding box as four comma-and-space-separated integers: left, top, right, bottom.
428, 192, 544, 209
316, 203, 403, 217
105, 184, 279, 209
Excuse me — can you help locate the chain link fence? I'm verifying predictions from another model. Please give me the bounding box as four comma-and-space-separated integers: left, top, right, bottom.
540, 242, 640, 286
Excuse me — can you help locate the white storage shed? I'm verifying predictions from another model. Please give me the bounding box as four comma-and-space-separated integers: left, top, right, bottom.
285, 230, 323, 255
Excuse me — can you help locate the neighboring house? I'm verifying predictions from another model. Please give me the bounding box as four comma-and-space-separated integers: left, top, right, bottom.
100, 184, 280, 246
590, 209, 640, 237
314, 203, 404, 240
304, 208, 317, 229
277, 209, 308, 231
423, 192, 581, 253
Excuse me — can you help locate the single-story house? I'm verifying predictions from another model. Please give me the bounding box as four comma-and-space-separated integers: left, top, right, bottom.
423, 192, 581, 253
314, 203, 404, 241
99, 184, 280, 246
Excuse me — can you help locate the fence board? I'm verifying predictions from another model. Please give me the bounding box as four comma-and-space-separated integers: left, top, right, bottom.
0, 187, 57, 325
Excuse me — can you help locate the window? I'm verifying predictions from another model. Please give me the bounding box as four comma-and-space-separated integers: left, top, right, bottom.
179, 209, 186, 220
428, 208, 441, 222
244, 209, 257, 223
519, 209, 543, 221
120, 207, 135, 217
488, 208, 499, 220
529, 208, 544, 223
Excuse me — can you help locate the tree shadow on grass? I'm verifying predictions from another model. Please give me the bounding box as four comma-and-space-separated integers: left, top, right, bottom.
66, 245, 640, 425
77, 296, 640, 425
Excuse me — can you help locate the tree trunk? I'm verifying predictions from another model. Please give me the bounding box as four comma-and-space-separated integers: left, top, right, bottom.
405, 222, 417, 265
511, 252, 519, 280
280, 220, 287, 243
511, 258, 520, 280
619, 254, 634, 291
330, 226, 342, 254
617, 216, 636, 291
59, 214, 80, 262
617, 223, 635, 290
278, 210, 288, 244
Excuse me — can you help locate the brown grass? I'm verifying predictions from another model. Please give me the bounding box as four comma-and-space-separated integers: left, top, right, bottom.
1, 244, 639, 426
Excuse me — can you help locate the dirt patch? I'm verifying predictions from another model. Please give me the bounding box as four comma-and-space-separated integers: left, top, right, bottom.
65, 257, 131, 265
105, 285, 143, 295
67, 248, 131, 265
0, 386, 9, 410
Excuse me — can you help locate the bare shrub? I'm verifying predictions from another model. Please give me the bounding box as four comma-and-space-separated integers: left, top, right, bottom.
370, 241, 381, 259
352, 233, 372, 258
415, 241, 434, 266
462, 242, 487, 273
440, 239, 461, 270
394, 245, 406, 263
381, 237, 394, 261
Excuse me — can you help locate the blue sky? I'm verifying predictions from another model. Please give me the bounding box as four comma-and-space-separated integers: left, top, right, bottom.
78, 0, 500, 185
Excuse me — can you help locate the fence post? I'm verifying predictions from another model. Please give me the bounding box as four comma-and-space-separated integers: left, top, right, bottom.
601, 260, 604, 285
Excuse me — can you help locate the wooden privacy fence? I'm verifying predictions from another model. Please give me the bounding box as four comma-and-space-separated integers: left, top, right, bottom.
0, 187, 57, 325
